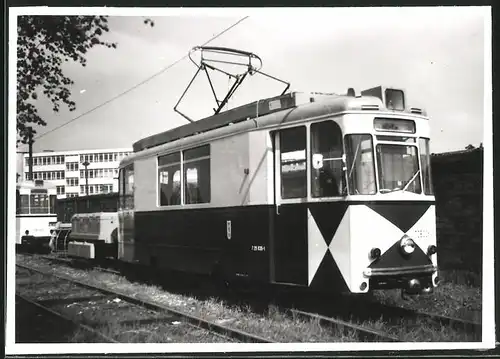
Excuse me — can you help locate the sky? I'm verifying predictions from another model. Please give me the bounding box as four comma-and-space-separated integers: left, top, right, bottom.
14, 7, 488, 157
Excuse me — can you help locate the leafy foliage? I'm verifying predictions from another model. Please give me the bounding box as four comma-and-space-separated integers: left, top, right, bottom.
16, 16, 154, 145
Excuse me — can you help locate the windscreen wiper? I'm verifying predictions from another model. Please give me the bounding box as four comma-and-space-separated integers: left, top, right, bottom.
402, 169, 421, 193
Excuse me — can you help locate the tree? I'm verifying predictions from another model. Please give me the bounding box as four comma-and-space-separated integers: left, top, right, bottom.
16, 16, 154, 144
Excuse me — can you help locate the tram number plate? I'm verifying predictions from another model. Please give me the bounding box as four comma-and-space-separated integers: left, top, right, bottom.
251, 245, 266, 252
226, 220, 232, 240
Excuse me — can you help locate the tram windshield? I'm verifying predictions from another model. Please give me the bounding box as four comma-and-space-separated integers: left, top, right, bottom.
376, 144, 422, 194
345, 134, 432, 196
345, 134, 377, 195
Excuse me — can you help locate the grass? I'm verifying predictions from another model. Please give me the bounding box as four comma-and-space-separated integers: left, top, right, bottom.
352, 315, 478, 342
16, 253, 479, 343
372, 275, 482, 323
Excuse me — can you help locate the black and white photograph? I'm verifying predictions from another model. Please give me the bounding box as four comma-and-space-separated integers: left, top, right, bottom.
6, 6, 494, 355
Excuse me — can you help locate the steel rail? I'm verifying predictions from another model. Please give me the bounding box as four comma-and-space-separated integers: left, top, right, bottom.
21, 253, 481, 340
16, 263, 274, 344
15, 293, 119, 343
289, 309, 401, 342
363, 299, 482, 338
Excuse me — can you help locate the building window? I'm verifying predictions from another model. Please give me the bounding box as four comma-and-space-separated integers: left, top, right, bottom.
66, 162, 79, 171
280, 126, 307, 199
158, 152, 181, 206
183, 145, 210, 204
66, 177, 79, 187
56, 186, 65, 195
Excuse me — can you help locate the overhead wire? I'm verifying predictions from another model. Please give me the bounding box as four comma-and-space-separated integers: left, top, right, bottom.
22, 15, 250, 144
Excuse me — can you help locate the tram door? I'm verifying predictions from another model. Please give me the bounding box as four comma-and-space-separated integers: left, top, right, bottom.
271, 126, 309, 286
118, 166, 135, 262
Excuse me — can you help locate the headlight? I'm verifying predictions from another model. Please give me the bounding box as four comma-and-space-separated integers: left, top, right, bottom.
400, 235, 415, 255
427, 245, 437, 255
370, 247, 381, 259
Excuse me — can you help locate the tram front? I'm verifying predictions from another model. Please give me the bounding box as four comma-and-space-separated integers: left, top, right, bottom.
339, 89, 438, 295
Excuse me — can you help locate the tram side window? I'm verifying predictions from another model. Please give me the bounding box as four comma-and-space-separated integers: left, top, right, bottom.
311, 121, 345, 197
183, 145, 210, 204
345, 135, 376, 195
118, 169, 124, 209
419, 138, 433, 195
280, 126, 307, 199
158, 152, 181, 206
124, 165, 135, 210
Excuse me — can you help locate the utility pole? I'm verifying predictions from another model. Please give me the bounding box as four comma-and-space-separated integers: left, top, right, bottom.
82, 161, 90, 196
27, 127, 33, 181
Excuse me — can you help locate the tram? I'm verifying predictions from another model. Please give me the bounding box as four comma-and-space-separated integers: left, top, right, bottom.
16, 180, 58, 247
117, 90, 438, 295
87, 47, 437, 296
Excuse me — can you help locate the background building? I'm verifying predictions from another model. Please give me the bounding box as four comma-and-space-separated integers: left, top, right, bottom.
21, 148, 132, 198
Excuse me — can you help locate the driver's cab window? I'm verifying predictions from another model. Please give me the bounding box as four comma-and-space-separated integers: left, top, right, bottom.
311, 120, 345, 197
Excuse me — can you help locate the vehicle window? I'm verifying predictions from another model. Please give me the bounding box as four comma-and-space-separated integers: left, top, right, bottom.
280, 126, 307, 199
49, 195, 56, 214
184, 145, 211, 204
158, 153, 181, 206
124, 165, 135, 209
345, 134, 376, 195
376, 144, 422, 194
311, 121, 345, 197
419, 137, 433, 195
30, 193, 49, 214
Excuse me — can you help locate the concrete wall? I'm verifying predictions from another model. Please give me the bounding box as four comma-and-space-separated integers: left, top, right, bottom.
431, 147, 483, 278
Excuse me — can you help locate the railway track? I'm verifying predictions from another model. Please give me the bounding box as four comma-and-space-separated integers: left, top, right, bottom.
276, 289, 481, 341
358, 297, 482, 339
16, 252, 481, 342
16, 254, 404, 342
15, 292, 118, 343
16, 263, 270, 343
288, 309, 400, 342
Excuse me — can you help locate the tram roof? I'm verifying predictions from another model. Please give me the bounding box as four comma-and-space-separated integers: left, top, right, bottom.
132, 89, 427, 153
16, 180, 57, 190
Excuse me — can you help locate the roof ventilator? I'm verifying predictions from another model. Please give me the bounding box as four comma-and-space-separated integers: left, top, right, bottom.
410, 107, 423, 114
173, 46, 290, 123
